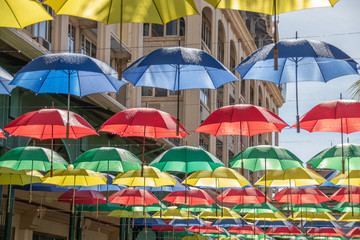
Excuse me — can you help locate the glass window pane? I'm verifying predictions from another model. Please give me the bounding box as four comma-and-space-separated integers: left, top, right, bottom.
151, 24, 164, 37
143, 23, 149, 36
142, 87, 153, 96
155, 88, 167, 97
91, 43, 96, 58
166, 20, 177, 36
179, 18, 185, 36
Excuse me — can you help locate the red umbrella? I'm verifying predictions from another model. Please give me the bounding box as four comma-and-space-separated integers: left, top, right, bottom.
109, 188, 159, 206
307, 228, 345, 237
188, 225, 224, 234
0, 128, 5, 139
274, 187, 331, 204
3, 108, 98, 175
151, 225, 187, 232
228, 226, 264, 235
346, 227, 360, 237
331, 186, 360, 203
266, 226, 303, 236
195, 104, 288, 173
217, 188, 270, 204
58, 189, 107, 205
162, 188, 215, 206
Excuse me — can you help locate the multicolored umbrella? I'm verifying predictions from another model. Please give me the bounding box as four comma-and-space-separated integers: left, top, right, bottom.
58, 189, 107, 205
73, 147, 141, 172
169, 218, 207, 227
108, 189, 159, 206
121, 202, 167, 212
211, 218, 243, 227
188, 225, 225, 234
218, 188, 271, 204
1, 0, 53, 28
162, 188, 215, 206
134, 174, 188, 192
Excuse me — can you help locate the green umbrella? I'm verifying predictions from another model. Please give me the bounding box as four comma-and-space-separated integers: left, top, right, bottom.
231, 202, 280, 214
77, 203, 122, 212
173, 231, 195, 237
282, 203, 331, 213
312, 237, 347, 240
236, 234, 270, 239
73, 147, 141, 172
333, 202, 360, 213
177, 203, 220, 213
273, 235, 307, 239
308, 143, 360, 171
229, 145, 303, 171
0, 146, 68, 171
122, 202, 168, 212
149, 146, 224, 173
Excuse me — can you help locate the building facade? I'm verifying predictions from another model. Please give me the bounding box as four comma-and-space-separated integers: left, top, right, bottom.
0, 1, 284, 239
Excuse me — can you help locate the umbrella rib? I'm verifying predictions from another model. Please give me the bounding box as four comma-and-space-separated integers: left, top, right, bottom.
77, 70, 81, 97
5, 0, 22, 28
277, 58, 287, 85
106, 0, 114, 24
36, 69, 53, 93
151, 0, 165, 24
314, 58, 328, 83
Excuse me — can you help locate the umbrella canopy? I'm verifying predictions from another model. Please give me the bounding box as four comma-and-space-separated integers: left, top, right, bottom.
218, 188, 271, 204
151, 225, 187, 232
123, 46, 237, 91
108, 209, 150, 218
273, 187, 331, 204
58, 189, 107, 205
99, 107, 189, 139
289, 212, 336, 221
0, 129, 5, 139
184, 167, 250, 188
162, 188, 215, 206
282, 203, 331, 213
13, 183, 69, 192
230, 145, 302, 171
42, 165, 107, 187
169, 218, 207, 227
122, 202, 167, 212
133, 218, 166, 227
108, 188, 159, 205
346, 227, 360, 237
244, 212, 287, 221
0, 71, 15, 94
307, 228, 345, 237
231, 202, 280, 214
195, 104, 288, 137
177, 203, 220, 213
334, 202, 360, 213
188, 225, 225, 234
255, 168, 327, 188
204, 0, 339, 15
78, 203, 122, 212
0, 146, 68, 171
338, 212, 360, 221
73, 173, 127, 191
4, 108, 98, 139
73, 147, 141, 172
150, 146, 225, 173
113, 166, 177, 187
11, 53, 126, 97
1, 0, 53, 28
182, 234, 209, 240
134, 174, 188, 192
308, 143, 360, 171
266, 226, 303, 236
44, 0, 198, 25
331, 186, 360, 202
301, 221, 340, 229
228, 226, 264, 235
0, 167, 43, 185
152, 207, 195, 220
198, 208, 241, 219
330, 170, 360, 186
255, 220, 293, 228
211, 218, 242, 227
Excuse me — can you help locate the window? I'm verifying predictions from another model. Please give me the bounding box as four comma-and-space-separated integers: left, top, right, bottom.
200, 89, 210, 106
81, 34, 96, 58
68, 24, 75, 53
199, 134, 209, 151
141, 87, 180, 97
144, 19, 185, 37
218, 22, 225, 63
142, 87, 153, 96
32, 5, 52, 50
33, 232, 66, 240
201, 8, 212, 50
155, 88, 167, 97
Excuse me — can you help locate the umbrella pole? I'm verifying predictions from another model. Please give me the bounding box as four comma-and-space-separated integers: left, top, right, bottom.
295, 58, 300, 133
141, 128, 146, 177
239, 122, 244, 175
7, 174, 12, 213
341, 120, 345, 174
273, 0, 278, 71
4, 185, 15, 240
29, 157, 34, 203
117, 0, 123, 79
67, 71, 71, 139
51, 125, 54, 177
176, 65, 180, 136
264, 158, 267, 202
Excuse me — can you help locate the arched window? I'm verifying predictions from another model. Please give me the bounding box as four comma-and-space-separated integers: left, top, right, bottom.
217, 21, 225, 63
230, 40, 236, 74
143, 18, 185, 37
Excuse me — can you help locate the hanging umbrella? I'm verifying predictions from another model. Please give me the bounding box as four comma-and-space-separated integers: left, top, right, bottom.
228, 226, 264, 235
331, 186, 360, 202
122, 47, 238, 132
0, 146, 68, 172
198, 208, 241, 219
255, 168, 327, 188
169, 218, 207, 227
1, 0, 53, 28
108, 188, 159, 206
78, 203, 123, 212
334, 202, 360, 213
177, 203, 220, 213
273, 187, 331, 204
243, 212, 287, 221
188, 225, 225, 234
134, 175, 188, 192
162, 188, 215, 206
346, 227, 360, 238
331, 170, 360, 186
235, 39, 358, 131
307, 228, 345, 237
152, 225, 187, 232
0, 129, 5, 139
255, 220, 293, 228
308, 143, 360, 172
99, 108, 189, 171
153, 207, 195, 220
288, 212, 336, 222
58, 189, 107, 205
108, 209, 151, 218
122, 202, 167, 213
150, 146, 225, 173
282, 203, 331, 213
13, 183, 69, 192
211, 218, 243, 227
73, 173, 126, 191
338, 212, 360, 221
133, 218, 167, 227
301, 221, 340, 229
266, 226, 303, 236
0, 71, 15, 95
231, 202, 280, 214
218, 188, 271, 205
73, 147, 141, 172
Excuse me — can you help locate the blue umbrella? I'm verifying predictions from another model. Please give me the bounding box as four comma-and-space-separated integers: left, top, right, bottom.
235, 38, 359, 131
320, 170, 343, 187
300, 221, 340, 229
13, 183, 69, 192
211, 218, 243, 227
133, 218, 166, 227
134, 175, 187, 192
169, 218, 207, 227
123, 46, 238, 132
255, 220, 293, 228
0, 67, 16, 95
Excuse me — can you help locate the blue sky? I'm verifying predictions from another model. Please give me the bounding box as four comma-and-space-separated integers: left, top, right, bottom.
278, 0, 360, 163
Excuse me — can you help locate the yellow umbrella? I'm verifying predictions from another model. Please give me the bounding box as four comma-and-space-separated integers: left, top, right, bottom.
182, 234, 210, 240
152, 206, 195, 220
219, 237, 240, 240
254, 167, 326, 188
183, 167, 250, 188
108, 210, 151, 218
243, 212, 287, 221
44, 0, 198, 25
331, 170, 360, 186
113, 166, 176, 187
198, 208, 241, 219
338, 212, 360, 222
204, 0, 339, 15
1, 0, 53, 28
42, 164, 107, 212
288, 212, 336, 221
